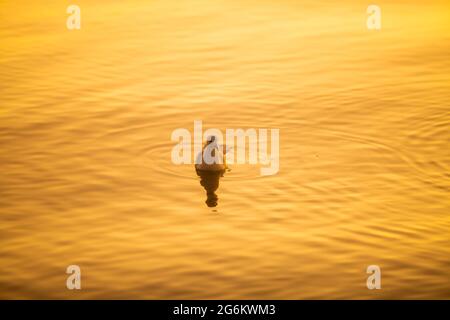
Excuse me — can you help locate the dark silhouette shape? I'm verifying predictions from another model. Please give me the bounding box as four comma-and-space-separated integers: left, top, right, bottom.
196, 169, 225, 207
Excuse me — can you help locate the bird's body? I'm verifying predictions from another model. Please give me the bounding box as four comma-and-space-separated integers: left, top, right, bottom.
195, 136, 227, 172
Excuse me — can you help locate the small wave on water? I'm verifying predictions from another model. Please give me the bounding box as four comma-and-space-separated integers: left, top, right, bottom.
286, 124, 450, 191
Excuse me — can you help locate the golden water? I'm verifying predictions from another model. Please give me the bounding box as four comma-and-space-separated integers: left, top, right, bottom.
0, 0, 449, 299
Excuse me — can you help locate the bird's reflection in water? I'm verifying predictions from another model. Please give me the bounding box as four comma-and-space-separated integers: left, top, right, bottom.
196, 169, 225, 207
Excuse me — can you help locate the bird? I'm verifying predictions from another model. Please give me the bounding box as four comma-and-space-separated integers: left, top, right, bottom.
195, 136, 227, 172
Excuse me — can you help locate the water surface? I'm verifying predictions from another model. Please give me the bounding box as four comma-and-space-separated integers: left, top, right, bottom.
0, 0, 449, 299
